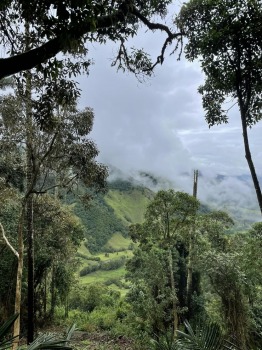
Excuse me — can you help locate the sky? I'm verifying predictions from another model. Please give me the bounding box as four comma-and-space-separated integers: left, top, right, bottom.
77, 15, 262, 211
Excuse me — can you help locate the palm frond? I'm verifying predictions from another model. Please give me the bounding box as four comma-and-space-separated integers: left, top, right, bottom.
177, 320, 235, 350
27, 324, 76, 350
0, 314, 19, 350
0, 314, 75, 350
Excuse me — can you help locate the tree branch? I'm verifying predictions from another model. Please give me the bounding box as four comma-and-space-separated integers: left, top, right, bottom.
0, 222, 19, 258
0, 1, 180, 79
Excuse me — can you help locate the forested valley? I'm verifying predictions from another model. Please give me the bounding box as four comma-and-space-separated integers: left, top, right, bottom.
1, 0, 262, 349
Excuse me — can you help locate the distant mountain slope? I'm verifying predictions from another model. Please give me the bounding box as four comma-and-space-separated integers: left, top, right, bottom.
72, 170, 260, 254
73, 179, 154, 252
105, 179, 153, 225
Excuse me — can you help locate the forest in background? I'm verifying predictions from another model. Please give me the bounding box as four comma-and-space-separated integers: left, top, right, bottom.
2, 176, 262, 350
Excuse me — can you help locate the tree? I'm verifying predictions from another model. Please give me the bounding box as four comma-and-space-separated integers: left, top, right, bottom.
177, 0, 262, 214
127, 190, 199, 336
0, 77, 107, 343
33, 195, 84, 321
0, 0, 182, 80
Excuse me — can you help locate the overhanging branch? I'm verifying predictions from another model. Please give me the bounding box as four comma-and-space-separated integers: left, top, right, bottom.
0, 1, 181, 79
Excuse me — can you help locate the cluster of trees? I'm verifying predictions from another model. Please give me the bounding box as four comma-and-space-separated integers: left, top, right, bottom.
126, 190, 262, 349
0, 31, 107, 345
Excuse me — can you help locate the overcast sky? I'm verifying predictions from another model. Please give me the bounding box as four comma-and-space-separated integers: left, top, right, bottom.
78, 23, 262, 211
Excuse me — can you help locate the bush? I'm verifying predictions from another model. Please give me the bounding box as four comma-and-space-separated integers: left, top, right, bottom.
79, 263, 100, 276
88, 306, 117, 331
69, 284, 120, 313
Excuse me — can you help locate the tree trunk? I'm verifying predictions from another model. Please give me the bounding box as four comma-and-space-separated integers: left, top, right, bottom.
186, 170, 198, 314
241, 116, 262, 214
12, 210, 25, 350
168, 248, 178, 335
50, 265, 56, 319
235, 43, 262, 215
27, 194, 34, 343
25, 54, 35, 342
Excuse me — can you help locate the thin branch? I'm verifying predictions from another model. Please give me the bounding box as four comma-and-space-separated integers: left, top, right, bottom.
0, 222, 19, 258
39, 131, 58, 164
132, 6, 183, 66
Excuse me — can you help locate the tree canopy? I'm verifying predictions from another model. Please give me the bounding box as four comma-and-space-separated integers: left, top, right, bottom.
177, 0, 262, 213
0, 0, 181, 79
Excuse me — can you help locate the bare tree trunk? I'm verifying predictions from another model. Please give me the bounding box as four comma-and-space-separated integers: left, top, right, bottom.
235, 43, 262, 215
241, 116, 262, 214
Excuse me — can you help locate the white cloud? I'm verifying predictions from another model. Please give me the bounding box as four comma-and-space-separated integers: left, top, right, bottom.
78, 33, 262, 212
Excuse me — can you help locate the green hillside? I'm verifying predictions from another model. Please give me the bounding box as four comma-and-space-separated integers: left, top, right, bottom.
105, 182, 153, 225
72, 179, 154, 253
71, 179, 154, 294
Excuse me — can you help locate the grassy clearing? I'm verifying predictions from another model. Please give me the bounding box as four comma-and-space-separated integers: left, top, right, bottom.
76, 232, 133, 295
104, 232, 131, 250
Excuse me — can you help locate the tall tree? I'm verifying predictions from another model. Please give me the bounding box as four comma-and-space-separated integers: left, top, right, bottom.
0, 0, 182, 79
0, 80, 107, 343
127, 190, 199, 335
177, 0, 262, 213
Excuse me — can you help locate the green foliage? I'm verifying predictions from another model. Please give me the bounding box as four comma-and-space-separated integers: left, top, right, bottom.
126, 190, 200, 335
178, 0, 262, 126
177, 0, 262, 212
0, 0, 181, 81
126, 246, 176, 335
69, 284, 120, 313
72, 180, 153, 252
105, 185, 153, 226
0, 187, 21, 320
0, 314, 18, 350
176, 320, 235, 350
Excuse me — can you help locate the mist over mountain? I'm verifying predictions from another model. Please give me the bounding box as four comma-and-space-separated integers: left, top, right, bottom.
107, 165, 261, 225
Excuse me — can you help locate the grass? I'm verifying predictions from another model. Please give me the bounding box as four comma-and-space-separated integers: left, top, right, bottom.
95, 250, 133, 261
105, 189, 151, 225
79, 266, 126, 284
103, 232, 131, 250
78, 240, 92, 257
77, 239, 133, 295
